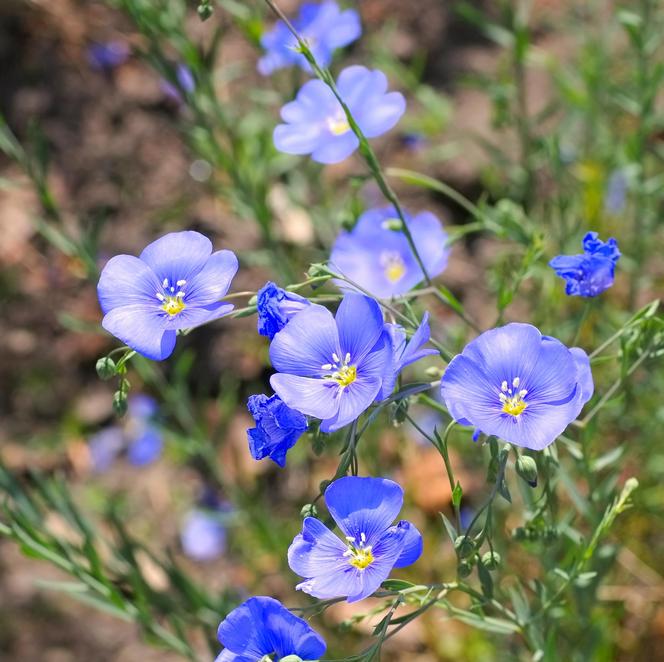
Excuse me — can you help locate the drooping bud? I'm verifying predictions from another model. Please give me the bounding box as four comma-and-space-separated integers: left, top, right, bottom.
96, 356, 117, 380
516, 455, 538, 487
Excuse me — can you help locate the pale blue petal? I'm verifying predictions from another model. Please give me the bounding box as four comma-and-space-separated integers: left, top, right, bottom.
273, 122, 324, 156
280, 80, 337, 123
311, 132, 359, 164
185, 250, 238, 307
288, 516, 348, 578
570, 347, 594, 403
97, 254, 161, 314
325, 476, 403, 545
320, 376, 381, 433
323, 8, 362, 49
139, 231, 212, 284
392, 521, 423, 568
411, 211, 450, 279
336, 294, 384, 363
357, 91, 406, 138
269, 304, 339, 376
102, 305, 176, 360
270, 374, 339, 420
337, 66, 384, 109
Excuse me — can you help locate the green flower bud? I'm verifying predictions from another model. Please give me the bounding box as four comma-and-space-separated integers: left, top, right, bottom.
454, 535, 475, 559
319, 479, 331, 494
516, 455, 538, 487
382, 218, 403, 231
112, 390, 128, 416
96, 356, 117, 380
300, 503, 318, 519
481, 551, 501, 570
457, 560, 474, 578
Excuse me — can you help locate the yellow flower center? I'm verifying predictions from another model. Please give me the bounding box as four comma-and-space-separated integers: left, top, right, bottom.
156, 277, 187, 317
327, 115, 350, 136
344, 533, 374, 570
322, 353, 357, 388
499, 377, 528, 418
380, 251, 407, 284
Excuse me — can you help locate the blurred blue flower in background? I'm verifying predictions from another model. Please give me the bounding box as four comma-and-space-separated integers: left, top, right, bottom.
549, 231, 621, 297
256, 281, 311, 340
258, 1, 361, 75
604, 169, 627, 215
380, 313, 438, 399
270, 293, 392, 432
246, 393, 308, 467
160, 63, 195, 103
274, 65, 405, 164
288, 476, 422, 602
87, 41, 130, 71
180, 509, 227, 562
215, 596, 326, 661
89, 394, 162, 472
97, 231, 238, 360
330, 206, 449, 298
441, 323, 594, 450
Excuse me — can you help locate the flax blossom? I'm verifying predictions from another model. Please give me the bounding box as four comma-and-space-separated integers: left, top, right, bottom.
215, 596, 326, 661
258, 0, 361, 75
97, 231, 238, 361
549, 232, 621, 297
440, 323, 593, 450
330, 206, 449, 298
269, 293, 392, 432
288, 476, 422, 602
274, 65, 406, 164
256, 281, 311, 340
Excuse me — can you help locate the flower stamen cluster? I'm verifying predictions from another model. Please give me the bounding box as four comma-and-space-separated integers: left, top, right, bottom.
322, 352, 357, 387
343, 532, 374, 570
499, 377, 528, 417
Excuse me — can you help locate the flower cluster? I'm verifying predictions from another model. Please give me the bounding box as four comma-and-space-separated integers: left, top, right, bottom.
549, 232, 621, 297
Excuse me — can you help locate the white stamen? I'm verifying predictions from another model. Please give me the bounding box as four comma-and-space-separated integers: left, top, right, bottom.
501, 381, 508, 392
342, 549, 353, 557
332, 352, 340, 363
360, 532, 366, 543
176, 279, 187, 287
176, 290, 185, 298
499, 393, 507, 402
345, 536, 355, 542
512, 377, 520, 388
321, 363, 333, 371
520, 389, 528, 397
345, 352, 351, 364
156, 293, 165, 301
162, 278, 169, 288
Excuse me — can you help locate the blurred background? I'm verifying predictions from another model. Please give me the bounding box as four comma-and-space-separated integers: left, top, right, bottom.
1, 1, 663, 660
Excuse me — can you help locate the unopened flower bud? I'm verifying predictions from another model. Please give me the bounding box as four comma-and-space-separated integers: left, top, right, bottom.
454, 535, 475, 559
481, 551, 501, 570
457, 560, 473, 578
112, 390, 128, 416
300, 503, 318, 519
516, 455, 538, 487
96, 356, 117, 380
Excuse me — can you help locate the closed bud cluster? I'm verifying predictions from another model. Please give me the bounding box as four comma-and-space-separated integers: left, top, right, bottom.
454, 535, 475, 559
516, 455, 538, 487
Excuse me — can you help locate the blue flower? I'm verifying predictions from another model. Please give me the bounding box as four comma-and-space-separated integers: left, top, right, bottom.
604, 169, 627, 214
288, 476, 422, 602
247, 394, 308, 467
269, 293, 392, 433
256, 281, 311, 340
215, 596, 326, 662
330, 206, 449, 298
180, 509, 227, 562
440, 323, 594, 450
258, 1, 361, 75
380, 313, 438, 399
274, 65, 406, 164
89, 394, 163, 471
87, 41, 129, 71
549, 231, 621, 297
97, 231, 238, 360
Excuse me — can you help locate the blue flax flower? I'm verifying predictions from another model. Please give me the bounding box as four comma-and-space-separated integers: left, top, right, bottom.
87, 41, 130, 71
161, 64, 195, 103
89, 394, 163, 471
288, 476, 422, 602
330, 206, 449, 298
180, 509, 227, 562
549, 231, 621, 297
274, 65, 406, 164
97, 231, 238, 361
258, 1, 361, 75
247, 394, 308, 467
256, 281, 311, 340
380, 313, 438, 399
216, 596, 326, 662
440, 323, 594, 450
269, 293, 392, 433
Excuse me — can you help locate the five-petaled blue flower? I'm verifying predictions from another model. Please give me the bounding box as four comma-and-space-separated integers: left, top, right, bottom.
215, 596, 326, 662
180, 509, 227, 562
288, 476, 422, 602
549, 231, 621, 297
97, 231, 238, 361
274, 65, 406, 164
256, 281, 311, 340
89, 394, 163, 471
258, 0, 361, 76
440, 323, 594, 450
269, 293, 392, 433
247, 394, 308, 467
380, 313, 438, 399
330, 206, 450, 298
